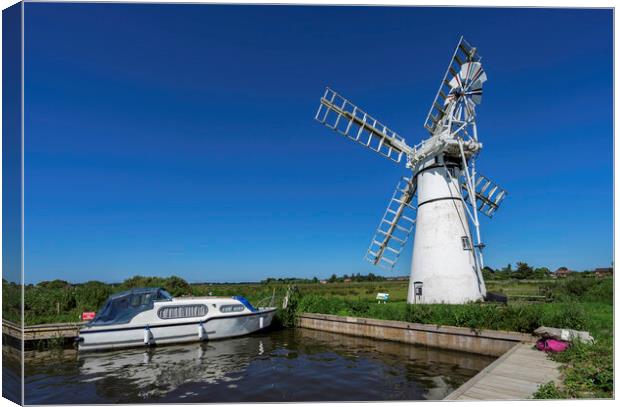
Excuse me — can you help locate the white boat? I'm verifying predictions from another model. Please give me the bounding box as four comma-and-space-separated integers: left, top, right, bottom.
78, 287, 277, 352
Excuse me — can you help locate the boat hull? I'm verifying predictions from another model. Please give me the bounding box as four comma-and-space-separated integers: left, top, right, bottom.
78, 308, 277, 352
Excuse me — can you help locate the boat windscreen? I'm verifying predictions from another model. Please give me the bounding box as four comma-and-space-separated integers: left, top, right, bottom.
233, 296, 257, 312
90, 288, 172, 326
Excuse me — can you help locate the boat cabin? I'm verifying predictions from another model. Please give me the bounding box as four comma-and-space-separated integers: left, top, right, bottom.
89, 287, 173, 326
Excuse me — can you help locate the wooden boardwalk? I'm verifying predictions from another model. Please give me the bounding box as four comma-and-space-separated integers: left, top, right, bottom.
445, 343, 562, 400
2, 319, 83, 341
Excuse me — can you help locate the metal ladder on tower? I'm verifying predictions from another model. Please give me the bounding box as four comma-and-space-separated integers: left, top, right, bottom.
366, 177, 417, 270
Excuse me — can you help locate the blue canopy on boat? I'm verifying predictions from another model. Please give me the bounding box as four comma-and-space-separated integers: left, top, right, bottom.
233, 296, 257, 312
89, 287, 173, 326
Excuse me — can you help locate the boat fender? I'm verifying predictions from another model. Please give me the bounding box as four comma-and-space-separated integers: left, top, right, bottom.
144, 326, 153, 345
198, 322, 205, 341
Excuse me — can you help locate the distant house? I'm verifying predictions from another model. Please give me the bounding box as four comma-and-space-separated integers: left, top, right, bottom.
553, 267, 572, 278
319, 280, 327, 285
343, 278, 352, 283
595, 267, 613, 278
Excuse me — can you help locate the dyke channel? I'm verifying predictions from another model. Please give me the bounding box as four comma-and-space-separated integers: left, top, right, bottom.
3, 313, 560, 403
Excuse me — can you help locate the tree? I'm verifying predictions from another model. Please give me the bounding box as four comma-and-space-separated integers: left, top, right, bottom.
37, 279, 70, 290
532, 267, 551, 279
120, 275, 191, 296
328, 274, 337, 283
74, 281, 112, 311
514, 262, 534, 279
482, 266, 495, 280
164, 276, 192, 296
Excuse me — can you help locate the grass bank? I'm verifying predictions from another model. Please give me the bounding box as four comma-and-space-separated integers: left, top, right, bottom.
531, 301, 613, 399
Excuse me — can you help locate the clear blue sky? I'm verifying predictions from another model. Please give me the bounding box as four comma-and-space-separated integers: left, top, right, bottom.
23, 4, 612, 283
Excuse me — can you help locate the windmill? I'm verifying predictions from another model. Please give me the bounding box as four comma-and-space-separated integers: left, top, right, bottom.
314, 37, 507, 304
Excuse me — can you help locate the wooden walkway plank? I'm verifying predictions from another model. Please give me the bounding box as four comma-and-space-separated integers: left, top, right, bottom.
2, 319, 83, 341
444, 343, 562, 400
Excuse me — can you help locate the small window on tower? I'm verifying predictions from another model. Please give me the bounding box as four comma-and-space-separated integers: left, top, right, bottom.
461, 236, 472, 250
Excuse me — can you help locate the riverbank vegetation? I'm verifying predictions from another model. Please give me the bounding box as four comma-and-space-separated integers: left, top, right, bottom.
531, 298, 613, 399
3, 276, 289, 325
3, 269, 613, 399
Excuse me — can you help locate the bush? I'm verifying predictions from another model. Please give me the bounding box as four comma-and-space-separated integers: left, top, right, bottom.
24, 285, 77, 324
502, 304, 541, 332
550, 278, 612, 304
533, 382, 564, 399
74, 281, 112, 312
564, 278, 596, 296
2, 279, 22, 323
162, 276, 192, 297
581, 279, 613, 304
348, 299, 371, 315
296, 298, 590, 334
297, 294, 348, 315
540, 304, 587, 331
546, 339, 613, 398
120, 275, 192, 297
37, 279, 70, 290
277, 286, 301, 327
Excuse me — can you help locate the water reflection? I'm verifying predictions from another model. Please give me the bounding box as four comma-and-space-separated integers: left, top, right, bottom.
80, 335, 268, 400
294, 328, 493, 400
2, 344, 22, 403
23, 328, 494, 404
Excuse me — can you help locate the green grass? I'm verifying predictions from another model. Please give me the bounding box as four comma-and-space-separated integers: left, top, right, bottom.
296, 295, 593, 333
532, 302, 613, 399
487, 279, 553, 296
289, 280, 411, 302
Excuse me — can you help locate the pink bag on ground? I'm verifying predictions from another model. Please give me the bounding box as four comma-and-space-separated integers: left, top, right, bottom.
536, 338, 570, 352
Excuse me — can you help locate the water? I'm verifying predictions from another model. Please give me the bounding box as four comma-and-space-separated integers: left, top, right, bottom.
18, 328, 494, 403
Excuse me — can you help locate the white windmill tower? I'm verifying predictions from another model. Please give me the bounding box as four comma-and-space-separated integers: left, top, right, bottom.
314, 37, 507, 304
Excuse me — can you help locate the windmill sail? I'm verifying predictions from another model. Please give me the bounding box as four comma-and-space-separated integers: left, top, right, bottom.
461, 173, 507, 217
446, 61, 487, 123
366, 177, 417, 269
315, 88, 411, 163
423, 37, 481, 135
